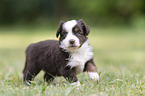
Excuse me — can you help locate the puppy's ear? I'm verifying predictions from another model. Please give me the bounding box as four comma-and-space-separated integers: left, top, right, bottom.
78, 19, 90, 36
56, 21, 64, 38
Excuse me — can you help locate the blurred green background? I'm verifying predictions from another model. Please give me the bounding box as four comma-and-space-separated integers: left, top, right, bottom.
0, 0, 145, 74
0, 1, 145, 95
0, 0, 145, 73
0, 0, 145, 26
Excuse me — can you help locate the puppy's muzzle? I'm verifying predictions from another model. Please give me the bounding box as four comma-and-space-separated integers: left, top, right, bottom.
69, 39, 77, 47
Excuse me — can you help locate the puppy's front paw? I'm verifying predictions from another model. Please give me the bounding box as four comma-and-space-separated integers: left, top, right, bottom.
88, 72, 99, 81
70, 80, 81, 86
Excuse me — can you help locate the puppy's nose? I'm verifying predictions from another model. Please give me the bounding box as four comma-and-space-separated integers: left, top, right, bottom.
69, 39, 75, 44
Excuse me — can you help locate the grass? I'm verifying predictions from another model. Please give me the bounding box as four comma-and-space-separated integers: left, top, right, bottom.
0, 26, 145, 96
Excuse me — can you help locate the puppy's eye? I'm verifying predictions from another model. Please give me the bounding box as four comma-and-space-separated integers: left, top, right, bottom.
61, 31, 67, 36
74, 28, 79, 32
77, 30, 81, 32
74, 27, 83, 35
77, 31, 83, 35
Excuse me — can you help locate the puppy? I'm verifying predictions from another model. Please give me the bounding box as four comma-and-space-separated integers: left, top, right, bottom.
23, 19, 99, 85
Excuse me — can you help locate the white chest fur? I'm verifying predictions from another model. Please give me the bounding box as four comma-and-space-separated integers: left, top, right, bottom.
67, 40, 94, 74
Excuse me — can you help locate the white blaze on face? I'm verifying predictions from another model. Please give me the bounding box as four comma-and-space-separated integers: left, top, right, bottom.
60, 20, 80, 50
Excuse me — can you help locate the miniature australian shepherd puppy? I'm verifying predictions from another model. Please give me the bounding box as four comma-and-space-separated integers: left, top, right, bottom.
23, 19, 99, 86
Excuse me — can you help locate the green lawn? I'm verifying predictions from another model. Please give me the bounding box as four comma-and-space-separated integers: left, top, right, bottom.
0, 27, 145, 96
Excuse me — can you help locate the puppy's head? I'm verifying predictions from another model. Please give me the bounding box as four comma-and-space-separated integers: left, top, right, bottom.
56, 19, 90, 51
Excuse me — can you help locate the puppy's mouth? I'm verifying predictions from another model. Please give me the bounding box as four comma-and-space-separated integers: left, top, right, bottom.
67, 44, 79, 50
69, 44, 78, 47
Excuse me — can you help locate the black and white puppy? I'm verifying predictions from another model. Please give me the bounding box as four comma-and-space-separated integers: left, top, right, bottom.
23, 19, 99, 86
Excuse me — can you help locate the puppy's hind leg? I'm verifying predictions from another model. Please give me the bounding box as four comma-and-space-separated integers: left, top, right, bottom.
44, 73, 55, 84
23, 62, 41, 85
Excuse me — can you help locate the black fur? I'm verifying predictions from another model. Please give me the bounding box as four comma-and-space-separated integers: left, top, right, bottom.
23, 19, 97, 85
23, 40, 78, 83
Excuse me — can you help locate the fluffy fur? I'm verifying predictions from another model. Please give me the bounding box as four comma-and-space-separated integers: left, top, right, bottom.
23, 19, 99, 85
67, 40, 93, 74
